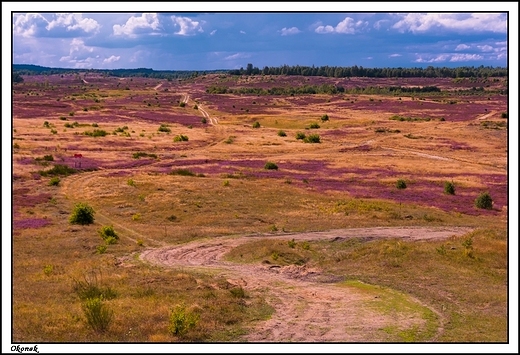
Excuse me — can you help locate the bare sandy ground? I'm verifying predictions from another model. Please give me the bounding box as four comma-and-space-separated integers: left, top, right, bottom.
139, 226, 472, 342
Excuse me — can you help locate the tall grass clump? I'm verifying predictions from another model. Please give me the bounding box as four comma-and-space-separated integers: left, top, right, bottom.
475, 192, 493, 209
69, 202, 95, 225
82, 297, 114, 333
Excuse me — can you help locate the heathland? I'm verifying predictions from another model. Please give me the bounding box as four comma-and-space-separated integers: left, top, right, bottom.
12, 71, 507, 342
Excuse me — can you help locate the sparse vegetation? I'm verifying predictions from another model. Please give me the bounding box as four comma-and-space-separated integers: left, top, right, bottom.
168, 303, 199, 338
173, 134, 189, 142
277, 130, 287, 137
252, 121, 261, 128
303, 134, 321, 143
82, 297, 114, 333
133, 152, 158, 159
444, 181, 456, 195
49, 177, 60, 186
158, 124, 171, 133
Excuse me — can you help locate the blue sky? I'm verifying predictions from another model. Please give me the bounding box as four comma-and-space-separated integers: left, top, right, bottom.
5, 3, 516, 71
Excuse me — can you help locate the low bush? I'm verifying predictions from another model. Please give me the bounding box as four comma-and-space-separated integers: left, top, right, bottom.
296, 132, 306, 140
475, 192, 493, 209
98, 225, 119, 244
277, 130, 287, 137
84, 129, 108, 137
321, 114, 329, 122
396, 179, 407, 189
264, 162, 278, 170
252, 121, 261, 128
158, 124, 171, 133
444, 181, 456, 195
49, 177, 60, 186
173, 134, 189, 142
133, 152, 157, 159
39, 164, 76, 177
69, 202, 95, 225
168, 303, 199, 338
170, 169, 196, 176
304, 134, 321, 143
179, 102, 186, 107
309, 122, 320, 129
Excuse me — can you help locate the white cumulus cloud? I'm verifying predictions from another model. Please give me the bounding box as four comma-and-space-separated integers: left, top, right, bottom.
389, 53, 402, 57
113, 13, 161, 37
393, 13, 507, 34
315, 17, 367, 34
46, 13, 100, 33
171, 15, 203, 36
280, 27, 301, 36
103, 55, 120, 64
455, 44, 470, 51
477, 45, 494, 52
450, 53, 484, 62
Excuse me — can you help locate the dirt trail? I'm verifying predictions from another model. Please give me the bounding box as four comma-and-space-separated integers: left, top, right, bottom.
153, 83, 162, 90
140, 226, 471, 342
183, 94, 218, 125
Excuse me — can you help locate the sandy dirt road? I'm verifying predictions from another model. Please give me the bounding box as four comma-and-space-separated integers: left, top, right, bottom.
140, 226, 472, 342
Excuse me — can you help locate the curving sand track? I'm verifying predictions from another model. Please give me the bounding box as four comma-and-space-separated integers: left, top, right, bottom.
140, 226, 472, 342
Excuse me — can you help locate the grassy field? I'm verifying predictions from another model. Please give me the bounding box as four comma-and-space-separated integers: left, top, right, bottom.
10, 73, 509, 345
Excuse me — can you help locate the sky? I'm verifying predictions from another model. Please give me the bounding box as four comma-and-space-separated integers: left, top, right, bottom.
5, 3, 516, 71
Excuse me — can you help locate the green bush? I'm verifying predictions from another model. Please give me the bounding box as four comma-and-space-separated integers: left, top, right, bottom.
321, 114, 329, 122
288, 239, 296, 248
98, 225, 119, 244
49, 177, 60, 186
84, 129, 108, 137
304, 134, 321, 143
277, 130, 287, 137
173, 134, 189, 142
82, 297, 114, 333
69, 202, 95, 225
132, 152, 157, 159
444, 181, 456, 195
296, 132, 306, 140
168, 303, 199, 338
475, 192, 493, 209
396, 179, 407, 189
501, 112, 508, 118
39, 164, 77, 177
252, 121, 261, 128
264, 162, 278, 170
201, 117, 207, 124
309, 122, 320, 129
158, 124, 171, 133
170, 169, 196, 176
179, 102, 186, 107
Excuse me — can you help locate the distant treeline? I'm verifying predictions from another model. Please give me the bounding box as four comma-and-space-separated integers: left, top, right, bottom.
207, 84, 443, 96
12, 64, 228, 79
229, 63, 508, 78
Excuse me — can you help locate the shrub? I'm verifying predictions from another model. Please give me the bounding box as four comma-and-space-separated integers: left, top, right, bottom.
136, 239, 144, 247
59, 116, 67, 120
49, 177, 60, 186
168, 303, 199, 338
69, 111, 75, 116
39, 164, 76, 177
167, 215, 177, 222
201, 117, 207, 124
96, 245, 107, 254
304, 134, 321, 143
43, 121, 50, 128
288, 239, 296, 248
252, 121, 261, 128
98, 225, 119, 244
170, 169, 196, 176
132, 213, 141, 221
69, 202, 95, 225
296, 132, 306, 140
179, 102, 186, 107
277, 130, 287, 137
158, 124, 171, 133
92, 123, 99, 127
173, 134, 189, 142
193, 104, 198, 109
396, 179, 407, 189
309, 122, 320, 129
43, 264, 54, 276
50, 129, 58, 134
321, 114, 329, 122
82, 297, 114, 333
264, 162, 278, 170
84, 129, 108, 137
224, 136, 235, 144
444, 181, 456, 195
127, 178, 135, 187
133, 152, 157, 159
475, 192, 493, 209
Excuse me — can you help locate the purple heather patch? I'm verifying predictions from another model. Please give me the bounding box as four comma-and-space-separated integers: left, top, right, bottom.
14, 218, 51, 230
